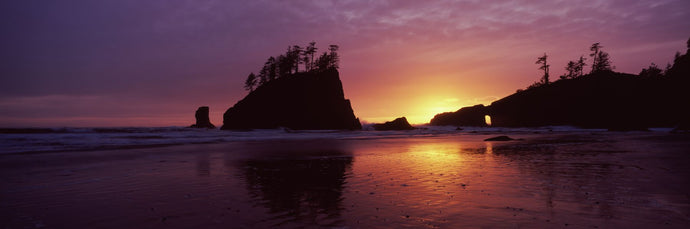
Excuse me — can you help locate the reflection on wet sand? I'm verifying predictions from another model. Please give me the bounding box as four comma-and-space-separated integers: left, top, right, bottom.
241, 156, 352, 227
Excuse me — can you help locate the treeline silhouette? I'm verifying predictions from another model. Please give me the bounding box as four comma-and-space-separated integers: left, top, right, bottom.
244, 42, 340, 92
526, 39, 690, 91
526, 42, 615, 90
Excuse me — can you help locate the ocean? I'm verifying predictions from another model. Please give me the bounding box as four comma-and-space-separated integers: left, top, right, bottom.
0, 125, 615, 154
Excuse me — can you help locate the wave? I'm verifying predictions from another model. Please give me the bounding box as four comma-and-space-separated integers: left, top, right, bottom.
0, 125, 661, 154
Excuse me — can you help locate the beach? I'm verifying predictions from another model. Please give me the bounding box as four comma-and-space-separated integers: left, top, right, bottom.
2, 130, 690, 228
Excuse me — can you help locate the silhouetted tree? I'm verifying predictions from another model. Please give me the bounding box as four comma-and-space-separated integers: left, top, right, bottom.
258, 65, 269, 85
313, 44, 340, 72
265, 56, 277, 80
304, 41, 317, 71
564, 61, 576, 79
277, 54, 291, 78
593, 51, 612, 72
242, 42, 342, 91
291, 45, 302, 73
575, 56, 587, 77
536, 53, 550, 84
328, 45, 340, 69
244, 72, 257, 91
639, 63, 663, 77
589, 43, 602, 73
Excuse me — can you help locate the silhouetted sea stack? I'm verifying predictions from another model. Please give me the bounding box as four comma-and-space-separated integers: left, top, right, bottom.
190, 106, 215, 128
430, 104, 487, 127
432, 70, 690, 129
221, 69, 361, 130
373, 117, 415, 131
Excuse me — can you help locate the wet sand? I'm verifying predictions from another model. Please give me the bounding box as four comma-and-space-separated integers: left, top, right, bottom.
2, 132, 690, 228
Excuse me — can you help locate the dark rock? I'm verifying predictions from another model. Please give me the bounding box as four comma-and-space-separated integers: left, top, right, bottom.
429, 47, 690, 129
430, 104, 487, 126
485, 70, 689, 129
221, 69, 361, 130
190, 106, 215, 128
671, 122, 690, 133
373, 117, 415, 131
484, 136, 514, 141
432, 68, 690, 129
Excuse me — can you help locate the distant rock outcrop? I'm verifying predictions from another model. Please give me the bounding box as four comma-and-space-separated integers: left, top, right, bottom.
221, 69, 361, 130
430, 104, 487, 126
190, 106, 215, 128
373, 117, 415, 131
484, 136, 514, 141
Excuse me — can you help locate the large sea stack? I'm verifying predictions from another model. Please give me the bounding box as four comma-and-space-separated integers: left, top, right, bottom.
221, 69, 361, 130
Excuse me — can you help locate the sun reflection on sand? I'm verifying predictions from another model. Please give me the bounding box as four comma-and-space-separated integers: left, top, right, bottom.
343, 138, 511, 227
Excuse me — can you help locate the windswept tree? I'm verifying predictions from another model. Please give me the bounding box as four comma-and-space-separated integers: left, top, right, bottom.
536, 53, 550, 85
563, 61, 576, 79
304, 41, 317, 71
258, 65, 269, 85
277, 54, 291, 78
244, 72, 257, 91
563, 55, 587, 79
575, 56, 587, 77
589, 43, 605, 73
639, 62, 663, 77
291, 45, 302, 73
266, 56, 277, 80
593, 51, 612, 72
313, 44, 340, 71
328, 45, 340, 69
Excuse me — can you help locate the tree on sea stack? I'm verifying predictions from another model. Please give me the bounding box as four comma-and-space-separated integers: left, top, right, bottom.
304, 41, 317, 71
244, 72, 257, 92
536, 53, 550, 85
242, 42, 342, 91
576, 56, 587, 76
589, 43, 612, 73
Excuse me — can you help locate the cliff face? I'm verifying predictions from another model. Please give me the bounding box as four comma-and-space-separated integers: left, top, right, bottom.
221, 69, 361, 130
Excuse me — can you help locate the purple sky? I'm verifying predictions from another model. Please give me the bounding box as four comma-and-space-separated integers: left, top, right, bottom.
1, 0, 689, 127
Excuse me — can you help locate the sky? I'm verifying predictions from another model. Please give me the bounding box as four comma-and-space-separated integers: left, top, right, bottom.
1, 0, 689, 127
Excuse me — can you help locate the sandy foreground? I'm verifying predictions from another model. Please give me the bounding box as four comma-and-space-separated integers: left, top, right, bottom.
1, 132, 689, 228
